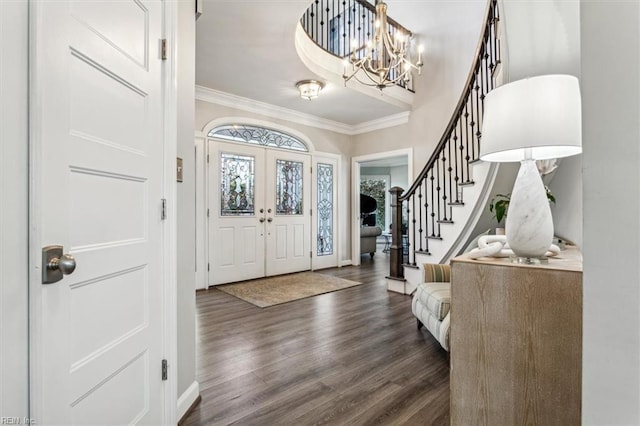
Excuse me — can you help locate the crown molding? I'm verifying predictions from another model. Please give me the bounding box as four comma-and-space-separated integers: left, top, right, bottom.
195, 85, 410, 136
350, 112, 411, 134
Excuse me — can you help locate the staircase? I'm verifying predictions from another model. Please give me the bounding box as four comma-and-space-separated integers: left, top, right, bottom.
387, 0, 502, 294
298, 0, 504, 294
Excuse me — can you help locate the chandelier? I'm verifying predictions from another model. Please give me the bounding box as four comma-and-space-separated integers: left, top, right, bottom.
343, 0, 423, 90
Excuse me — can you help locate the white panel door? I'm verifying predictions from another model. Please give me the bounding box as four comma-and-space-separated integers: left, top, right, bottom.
209, 141, 266, 285
265, 150, 311, 276
32, 1, 165, 424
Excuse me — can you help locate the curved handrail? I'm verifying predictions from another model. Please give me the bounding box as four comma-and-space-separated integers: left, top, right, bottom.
388, 0, 501, 277
400, 0, 499, 201
300, 0, 411, 60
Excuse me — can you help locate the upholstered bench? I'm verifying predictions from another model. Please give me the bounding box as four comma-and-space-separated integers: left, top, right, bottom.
411, 263, 451, 351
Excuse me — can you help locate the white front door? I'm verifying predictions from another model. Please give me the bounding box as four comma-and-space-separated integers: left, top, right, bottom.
208, 142, 311, 284
265, 149, 311, 276
31, 1, 166, 424
209, 142, 267, 284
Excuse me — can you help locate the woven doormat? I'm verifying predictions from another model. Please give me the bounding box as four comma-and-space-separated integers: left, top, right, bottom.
216, 272, 362, 308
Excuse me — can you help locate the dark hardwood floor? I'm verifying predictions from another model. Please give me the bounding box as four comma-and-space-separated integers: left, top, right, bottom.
182, 254, 450, 426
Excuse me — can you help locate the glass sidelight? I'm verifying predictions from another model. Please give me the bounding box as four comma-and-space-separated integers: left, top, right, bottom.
316, 163, 334, 256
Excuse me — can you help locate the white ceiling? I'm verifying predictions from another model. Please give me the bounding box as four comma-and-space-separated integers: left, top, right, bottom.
195, 1, 485, 126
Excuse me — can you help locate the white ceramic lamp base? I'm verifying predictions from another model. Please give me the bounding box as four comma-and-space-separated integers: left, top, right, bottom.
505, 158, 554, 259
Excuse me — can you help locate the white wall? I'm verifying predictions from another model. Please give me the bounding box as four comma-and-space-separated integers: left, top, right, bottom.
548, 155, 582, 246
176, 0, 197, 400
502, 0, 581, 81
501, 0, 583, 248
0, 0, 29, 418
581, 1, 640, 423
390, 165, 409, 192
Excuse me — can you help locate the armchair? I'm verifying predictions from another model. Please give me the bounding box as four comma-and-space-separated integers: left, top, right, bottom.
412, 263, 451, 351
360, 226, 382, 257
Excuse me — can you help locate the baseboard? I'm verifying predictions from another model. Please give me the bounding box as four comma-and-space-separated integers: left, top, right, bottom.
340, 259, 352, 267
177, 380, 200, 423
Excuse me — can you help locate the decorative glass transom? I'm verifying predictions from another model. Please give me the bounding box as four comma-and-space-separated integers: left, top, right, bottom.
220, 153, 255, 216
316, 163, 334, 256
208, 125, 308, 152
275, 159, 303, 215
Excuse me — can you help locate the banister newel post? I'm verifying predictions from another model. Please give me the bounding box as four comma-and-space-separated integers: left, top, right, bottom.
389, 186, 405, 280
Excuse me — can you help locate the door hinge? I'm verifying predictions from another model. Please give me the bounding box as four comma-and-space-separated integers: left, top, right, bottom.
207, 263, 210, 272
310, 251, 312, 258
207, 154, 210, 163
207, 208, 210, 218
161, 198, 167, 220
310, 166, 312, 174
161, 359, 168, 380
161, 39, 168, 60
310, 208, 312, 216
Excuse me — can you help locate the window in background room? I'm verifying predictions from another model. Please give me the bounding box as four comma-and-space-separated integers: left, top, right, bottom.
360, 176, 390, 230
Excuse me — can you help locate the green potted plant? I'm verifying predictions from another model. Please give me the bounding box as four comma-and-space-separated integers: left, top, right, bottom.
489, 185, 556, 224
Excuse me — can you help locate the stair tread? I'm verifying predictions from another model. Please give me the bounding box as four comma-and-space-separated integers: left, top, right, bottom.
449, 201, 465, 206
427, 236, 443, 240
403, 264, 419, 270
415, 250, 432, 255
459, 180, 475, 186
437, 219, 454, 224
469, 158, 482, 165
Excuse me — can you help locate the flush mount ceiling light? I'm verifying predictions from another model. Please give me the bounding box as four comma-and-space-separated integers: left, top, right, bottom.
343, 0, 423, 91
296, 79, 325, 100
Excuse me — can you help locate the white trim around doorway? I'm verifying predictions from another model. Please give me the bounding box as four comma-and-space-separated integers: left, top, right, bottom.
351, 148, 413, 266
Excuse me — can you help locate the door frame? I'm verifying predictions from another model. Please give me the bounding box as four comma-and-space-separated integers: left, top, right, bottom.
351, 148, 413, 266
196, 117, 343, 289
27, 1, 178, 423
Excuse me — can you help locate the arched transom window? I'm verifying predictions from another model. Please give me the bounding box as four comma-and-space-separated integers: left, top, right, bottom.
208, 125, 309, 152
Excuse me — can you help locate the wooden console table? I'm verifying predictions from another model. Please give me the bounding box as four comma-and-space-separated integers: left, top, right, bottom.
450, 247, 582, 425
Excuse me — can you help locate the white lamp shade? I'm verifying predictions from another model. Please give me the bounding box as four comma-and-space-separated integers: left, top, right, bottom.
480, 75, 582, 162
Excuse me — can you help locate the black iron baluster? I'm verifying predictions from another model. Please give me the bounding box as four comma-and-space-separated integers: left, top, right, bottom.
411, 194, 416, 266
343, 1, 348, 59
479, 47, 487, 150
418, 184, 423, 252
430, 171, 435, 237
446, 141, 453, 218
459, 111, 466, 190
441, 152, 448, 221
316, 1, 320, 44
423, 180, 429, 254
324, 0, 331, 52
464, 102, 471, 178
453, 128, 459, 203
435, 155, 441, 237
474, 71, 481, 160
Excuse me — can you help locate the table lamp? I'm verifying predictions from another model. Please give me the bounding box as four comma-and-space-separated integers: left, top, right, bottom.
480, 75, 582, 262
